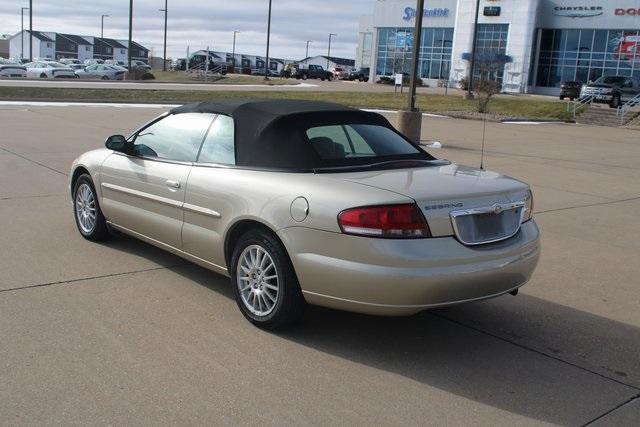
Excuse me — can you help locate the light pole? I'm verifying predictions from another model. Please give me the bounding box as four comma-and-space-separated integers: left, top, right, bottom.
101, 14, 109, 38
264, 0, 272, 80
467, 0, 481, 98
159, 0, 167, 71
305, 40, 311, 64
397, 0, 425, 144
232, 30, 239, 73
327, 33, 336, 70
127, 0, 133, 75
21, 7, 29, 60
29, 0, 32, 61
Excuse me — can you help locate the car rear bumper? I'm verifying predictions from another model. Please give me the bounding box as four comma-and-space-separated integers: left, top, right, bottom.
278, 220, 540, 316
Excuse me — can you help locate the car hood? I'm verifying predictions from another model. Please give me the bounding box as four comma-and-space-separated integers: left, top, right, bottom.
0, 64, 26, 70
332, 163, 530, 236
584, 83, 616, 89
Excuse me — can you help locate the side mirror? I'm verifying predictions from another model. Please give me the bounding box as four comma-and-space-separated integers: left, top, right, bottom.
105, 135, 128, 152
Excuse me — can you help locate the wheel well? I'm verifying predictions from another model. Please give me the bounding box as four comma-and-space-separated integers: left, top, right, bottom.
70, 166, 90, 196
224, 220, 280, 269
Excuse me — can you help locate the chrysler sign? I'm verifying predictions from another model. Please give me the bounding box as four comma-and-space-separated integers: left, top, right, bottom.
402, 7, 450, 21
553, 6, 603, 18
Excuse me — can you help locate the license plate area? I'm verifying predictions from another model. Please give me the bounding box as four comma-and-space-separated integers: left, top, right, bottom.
450, 202, 524, 246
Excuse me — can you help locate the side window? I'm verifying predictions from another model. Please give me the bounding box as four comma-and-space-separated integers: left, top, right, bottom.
132, 113, 214, 162
198, 115, 235, 165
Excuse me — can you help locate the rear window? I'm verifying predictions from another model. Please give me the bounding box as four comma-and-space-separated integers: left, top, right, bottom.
305, 124, 423, 161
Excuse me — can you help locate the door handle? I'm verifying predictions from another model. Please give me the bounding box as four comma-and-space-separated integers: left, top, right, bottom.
165, 180, 181, 189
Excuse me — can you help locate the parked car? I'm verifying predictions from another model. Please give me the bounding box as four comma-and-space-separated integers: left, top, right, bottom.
105, 59, 128, 69
59, 58, 82, 65
559, 81, 582, 100
0, 58, 27, 77
24, 61, 76, 78
580, 75, 640, 108
75, 64, 126, 80
294, 64, 333, 81
348, 67, 370, 82
330, 67, 349, 80
70, 100, 540, 329
132, 60, 151, 71
251, 68, 279, 77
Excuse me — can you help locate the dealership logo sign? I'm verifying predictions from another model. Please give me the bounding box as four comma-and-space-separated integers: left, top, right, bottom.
615, 8, 640, 16
403, 7, 450, 21
553, 6, 603, 18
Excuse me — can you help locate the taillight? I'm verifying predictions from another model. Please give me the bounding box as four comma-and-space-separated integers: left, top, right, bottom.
522, 190, 534, 223
338, 203, 431, 238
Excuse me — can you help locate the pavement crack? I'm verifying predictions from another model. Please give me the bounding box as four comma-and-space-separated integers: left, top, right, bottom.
583, 394, 640, 426
535, 195, 640, 215
0, 263, 189, 294
432, 312, 640, 392
0, 145, 68, 176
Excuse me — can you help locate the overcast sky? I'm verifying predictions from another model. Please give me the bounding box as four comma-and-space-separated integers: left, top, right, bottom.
1, 0, 374, 60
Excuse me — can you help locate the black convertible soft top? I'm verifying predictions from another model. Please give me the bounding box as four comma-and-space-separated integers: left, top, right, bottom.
170, 100, 407, 169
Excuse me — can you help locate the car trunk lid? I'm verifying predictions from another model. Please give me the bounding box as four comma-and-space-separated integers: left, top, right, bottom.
333, 163, 530, 242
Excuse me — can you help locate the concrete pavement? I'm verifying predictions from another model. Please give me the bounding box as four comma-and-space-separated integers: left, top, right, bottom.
0, 104, 638, 425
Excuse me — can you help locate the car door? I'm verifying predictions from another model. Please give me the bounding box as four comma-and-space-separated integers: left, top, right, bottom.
181, 114, 236, 268
100, 112, 215, 248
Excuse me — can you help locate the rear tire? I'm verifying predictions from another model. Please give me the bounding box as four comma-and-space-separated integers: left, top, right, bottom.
302, 74, 308, 80
359, 75, 364, 82
101, 75, 109, 80
40, 73, 47, 78
72, 174, 110, 241
230, 229, 305, 330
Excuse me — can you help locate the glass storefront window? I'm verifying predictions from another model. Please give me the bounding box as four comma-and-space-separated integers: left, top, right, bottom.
376, 27, 453, 79
535, 29, 640, 87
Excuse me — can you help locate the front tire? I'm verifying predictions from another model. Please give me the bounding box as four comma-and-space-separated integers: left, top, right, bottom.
610, 95, 621, 108
231, 229, 305, 330
40, 73, 47, 78
73, 174, 110, 241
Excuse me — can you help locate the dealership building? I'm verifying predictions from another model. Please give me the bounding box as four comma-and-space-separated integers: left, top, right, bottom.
356, 0, 640, 94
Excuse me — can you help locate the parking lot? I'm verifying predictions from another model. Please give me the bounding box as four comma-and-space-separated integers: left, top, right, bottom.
1, 104, 639, 425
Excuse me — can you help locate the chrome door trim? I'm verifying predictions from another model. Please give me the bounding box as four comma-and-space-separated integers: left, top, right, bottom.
182, 203, 222, 218
449, 201, 525, 246
101, 182, 183, 208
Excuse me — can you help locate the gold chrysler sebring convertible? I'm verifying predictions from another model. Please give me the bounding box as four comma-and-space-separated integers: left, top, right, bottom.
70, 100, 540, 329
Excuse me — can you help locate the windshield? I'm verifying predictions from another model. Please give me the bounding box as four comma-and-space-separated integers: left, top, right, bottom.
596, 76, 625, 85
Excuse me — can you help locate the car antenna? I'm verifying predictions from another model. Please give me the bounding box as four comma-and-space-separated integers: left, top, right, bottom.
479, 112, 487, 170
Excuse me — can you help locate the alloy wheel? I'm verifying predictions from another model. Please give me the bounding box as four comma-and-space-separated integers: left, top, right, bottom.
75, 183, 97, 234
236, 245, 279, 317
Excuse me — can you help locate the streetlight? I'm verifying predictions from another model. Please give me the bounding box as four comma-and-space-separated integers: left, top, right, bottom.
397, 0, 424, 144
159, 0, 168, 71
127, 0, 133, 75
29, 0, 32, 61
232, 30, 240, 73
305, 40, 311, 64
467, 0, 481, 98
21, 7, 29, 61
264, 0, 272, 81
101, 14, 109, 38
327, 33, 336, 70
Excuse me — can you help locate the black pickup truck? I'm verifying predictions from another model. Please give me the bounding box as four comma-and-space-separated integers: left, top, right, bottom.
580, 75, 640, 108
294, 64, 333, 81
